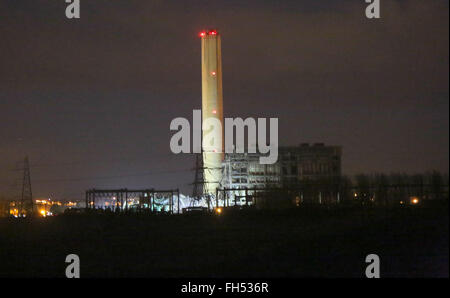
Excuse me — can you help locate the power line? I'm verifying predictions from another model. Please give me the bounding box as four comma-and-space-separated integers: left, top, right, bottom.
1, 153, 192, 172
31, 168, 193, 184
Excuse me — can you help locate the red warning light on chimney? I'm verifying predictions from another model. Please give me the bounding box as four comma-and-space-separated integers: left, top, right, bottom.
199, 30, 218, 37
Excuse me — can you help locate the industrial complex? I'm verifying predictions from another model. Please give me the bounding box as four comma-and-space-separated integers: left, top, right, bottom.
0, 28, 447, 219
194, 29, 342, 208
1, 29, 343, 215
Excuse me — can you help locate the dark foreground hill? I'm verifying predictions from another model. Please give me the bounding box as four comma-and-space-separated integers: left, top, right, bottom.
0, 201, 448, 278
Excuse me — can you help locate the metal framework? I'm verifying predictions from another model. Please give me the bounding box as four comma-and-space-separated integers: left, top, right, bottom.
20, 156, 34, 217
215, 187, 275, 208
85, 188, 180, 214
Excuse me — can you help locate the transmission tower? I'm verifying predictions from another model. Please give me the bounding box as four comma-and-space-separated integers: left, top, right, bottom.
191, 153, 206, 206
20, 156, 33, 217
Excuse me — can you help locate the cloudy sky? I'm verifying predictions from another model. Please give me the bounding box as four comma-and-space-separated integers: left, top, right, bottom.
0, 0, 448, 199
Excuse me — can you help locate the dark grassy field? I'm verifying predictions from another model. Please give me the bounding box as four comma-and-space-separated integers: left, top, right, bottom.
0, 201, 448, 278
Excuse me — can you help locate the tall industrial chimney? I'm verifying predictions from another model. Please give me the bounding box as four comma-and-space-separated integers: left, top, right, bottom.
200, 29, 224, 196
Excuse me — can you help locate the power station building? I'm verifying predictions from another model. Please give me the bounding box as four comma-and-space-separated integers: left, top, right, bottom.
222, 143, 342, 197
278, 143, 342, 185
197, 30, 342, 204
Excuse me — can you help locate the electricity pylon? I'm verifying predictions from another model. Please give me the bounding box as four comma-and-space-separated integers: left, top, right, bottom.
191, 153, 206, 206
20, 156, 33, 217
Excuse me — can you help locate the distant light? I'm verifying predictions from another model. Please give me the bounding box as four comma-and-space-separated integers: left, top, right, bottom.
215, 207, 222, 214
199, 31, 206, 37
209, 30, 217, 35
212, 109, 217, 114
411, 198, 419, 205
211, 71, 216, 76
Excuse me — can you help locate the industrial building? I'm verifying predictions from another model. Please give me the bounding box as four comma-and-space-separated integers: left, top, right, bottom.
278, 143, 342, 185
223, 143, 341, 188
222, 152, 281, 190
196, 29, 342, 206
220, 143, 342, 206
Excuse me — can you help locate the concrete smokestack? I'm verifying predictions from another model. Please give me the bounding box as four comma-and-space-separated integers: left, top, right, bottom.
200, 29, 224, 195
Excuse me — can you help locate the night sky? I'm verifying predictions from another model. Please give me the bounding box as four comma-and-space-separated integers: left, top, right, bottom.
0, 0, 448, 199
